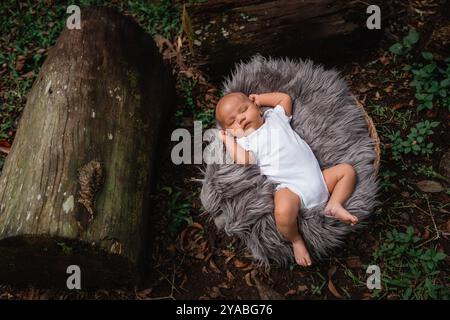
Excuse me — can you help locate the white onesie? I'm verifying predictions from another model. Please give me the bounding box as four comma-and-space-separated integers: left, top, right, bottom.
236, 105, 329, 209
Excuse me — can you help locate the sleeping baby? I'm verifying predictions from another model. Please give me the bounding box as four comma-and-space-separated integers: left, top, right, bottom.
215, 91, 358, 266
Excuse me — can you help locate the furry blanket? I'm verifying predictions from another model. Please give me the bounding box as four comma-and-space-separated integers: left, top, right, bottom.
200, 54, 380, 267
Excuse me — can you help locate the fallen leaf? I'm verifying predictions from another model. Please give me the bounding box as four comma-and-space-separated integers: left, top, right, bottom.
401, 191, 410, 197
284, 289, 296, 296
327, 266, 342, 299
217, 281, 230, 289
416, 180, 444, 193
209, 259, 221, 274
195, 252, 205, 260
233, 259, 248, 269
221, 249, 235, 257
327, 265, 337, 278
384, 85, 393, 93
136, 288, 152, 300
0, 140, 11, 154
379, 54, 390, 65
362, 292, 373, 300
327, 280, 343, 299
297, 285, 308, 292
244, 272, 254, 287
422, 228, 430, 240
346, 256, 362, 269
375, 91, 381, 100
226, 270, 234, 282
22, 71, 34, 79
190, 222, 203, 230
209, 286, 223, 299
15, 61, 24, 72
224, 255, 234, 265
356, 85, 369, 93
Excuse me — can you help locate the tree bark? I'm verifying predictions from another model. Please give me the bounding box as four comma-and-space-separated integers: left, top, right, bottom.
425, 0, 450, 60
0, 7, 174, 288
184, 0, 385, 77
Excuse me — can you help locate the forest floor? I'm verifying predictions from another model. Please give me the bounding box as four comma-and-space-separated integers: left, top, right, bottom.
0, 0, 449, 299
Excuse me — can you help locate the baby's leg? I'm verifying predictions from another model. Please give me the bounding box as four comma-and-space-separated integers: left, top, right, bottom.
274, 187, 312, 266
322, 163, 358, 225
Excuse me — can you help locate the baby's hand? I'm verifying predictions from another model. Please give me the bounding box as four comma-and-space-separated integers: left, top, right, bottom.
249, 94, 261, 107
218, 129, 233, 142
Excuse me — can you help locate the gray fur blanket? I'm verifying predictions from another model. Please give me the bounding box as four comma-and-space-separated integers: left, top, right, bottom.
200, 54, 379, 267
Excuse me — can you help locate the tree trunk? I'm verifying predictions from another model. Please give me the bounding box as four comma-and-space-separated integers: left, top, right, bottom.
184, 0, 385, 78
0, 7, 174, 288
425, 0, 450, 60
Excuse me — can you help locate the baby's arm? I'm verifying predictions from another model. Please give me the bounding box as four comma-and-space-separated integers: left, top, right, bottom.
249, 92, 293, 116
219, 130, 255, 165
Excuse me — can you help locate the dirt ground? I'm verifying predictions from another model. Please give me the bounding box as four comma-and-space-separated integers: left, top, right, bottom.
0, 0, 449, 300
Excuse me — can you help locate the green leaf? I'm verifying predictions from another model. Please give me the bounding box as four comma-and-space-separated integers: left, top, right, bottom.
422, 52, 433, 60
403, 64, 412, 71
403, 287, 413, 299
389, 43, 403, 55
433, 251, 446, 261
405, 29, 420, 45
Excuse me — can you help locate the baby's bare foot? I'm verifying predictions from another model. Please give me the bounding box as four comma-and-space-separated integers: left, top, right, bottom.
324, 202, 358, 225
292, 239, 312, 267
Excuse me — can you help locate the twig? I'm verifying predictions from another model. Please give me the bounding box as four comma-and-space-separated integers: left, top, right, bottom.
141, 254, 188, 300
414, 200, 440, 248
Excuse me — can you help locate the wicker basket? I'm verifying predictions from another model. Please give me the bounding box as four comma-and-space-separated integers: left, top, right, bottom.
353, 95, 381, 176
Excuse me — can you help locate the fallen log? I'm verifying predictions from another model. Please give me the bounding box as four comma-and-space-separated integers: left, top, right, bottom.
184, 0, 386, 76
0, 7, 175, 288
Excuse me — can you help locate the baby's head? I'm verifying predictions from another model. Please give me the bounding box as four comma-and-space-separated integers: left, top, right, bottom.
215, 92, 264, 138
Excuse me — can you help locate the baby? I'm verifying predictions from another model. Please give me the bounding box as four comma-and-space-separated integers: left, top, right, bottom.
215, 92, 358, 266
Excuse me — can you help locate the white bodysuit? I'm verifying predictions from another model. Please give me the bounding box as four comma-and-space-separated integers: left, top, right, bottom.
236, 105, 329, 210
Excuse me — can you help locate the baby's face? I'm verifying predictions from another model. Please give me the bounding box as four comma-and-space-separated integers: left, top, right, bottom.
216, 93, 264, 138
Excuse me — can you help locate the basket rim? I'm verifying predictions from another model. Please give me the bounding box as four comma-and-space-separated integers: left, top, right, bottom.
352, 95, 380, 176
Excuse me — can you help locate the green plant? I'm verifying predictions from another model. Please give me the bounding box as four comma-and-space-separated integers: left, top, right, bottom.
405, 54, 450, 111
413, 164, 450, 184
310, 272, 327, 295
372, 227, 448, 299
226, 243, 235, 252
371, 104, 413, 130
127, 0, 182, 38
194, 107, 216, 128
177, 77, 216, 128
57, 242, 73, 255
380, 169, 398, 192
389, 29, 419, 56
163, 186, 192, 236
388, 120, 439, 160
